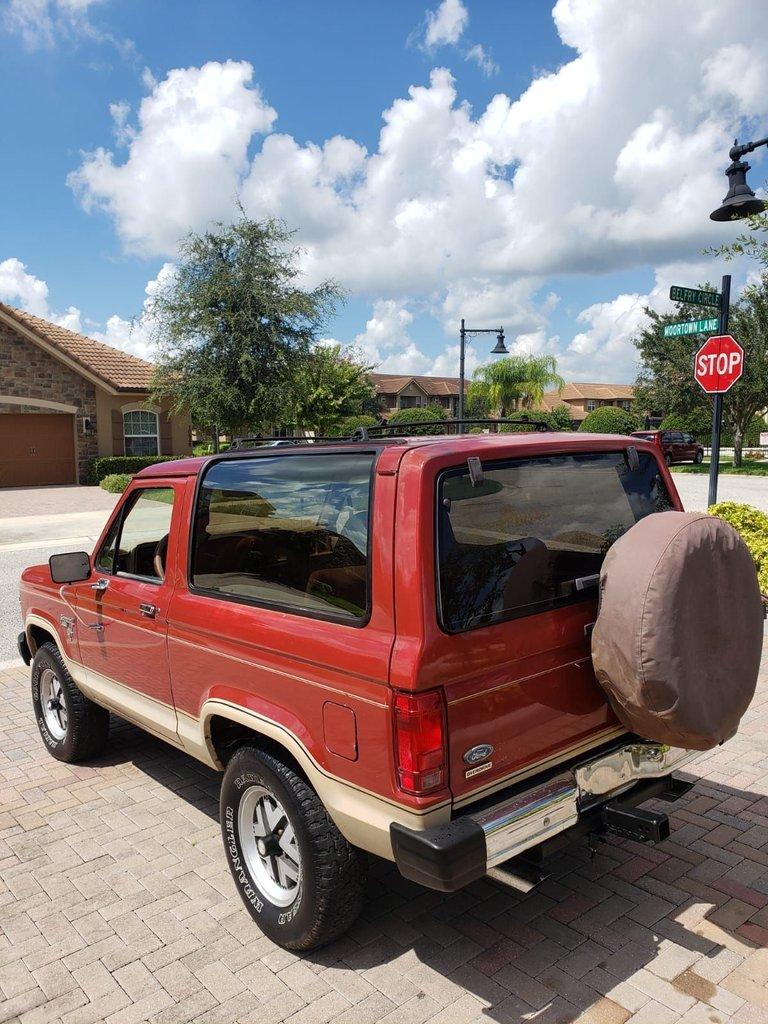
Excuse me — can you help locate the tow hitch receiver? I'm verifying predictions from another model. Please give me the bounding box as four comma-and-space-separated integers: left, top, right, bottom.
601, 802, 670, 844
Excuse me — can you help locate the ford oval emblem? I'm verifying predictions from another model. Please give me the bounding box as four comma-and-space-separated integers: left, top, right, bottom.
463, 743, 494, 765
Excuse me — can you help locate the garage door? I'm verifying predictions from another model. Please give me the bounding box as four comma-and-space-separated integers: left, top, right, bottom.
0, 413, 76, 487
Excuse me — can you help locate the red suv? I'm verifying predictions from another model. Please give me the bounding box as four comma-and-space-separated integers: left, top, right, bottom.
19, 429, 706, 949
631, 429, 704, 466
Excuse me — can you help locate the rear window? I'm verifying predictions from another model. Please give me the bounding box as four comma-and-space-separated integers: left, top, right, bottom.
191, 453, 374, 623
437, 451, 672, 633
633, 432, 656, 441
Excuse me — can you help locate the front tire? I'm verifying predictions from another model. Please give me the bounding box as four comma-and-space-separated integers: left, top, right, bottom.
220, 745, 367, 950
665, 453, 672, 466
31, 642, 109, 762
694, 450, 704, 464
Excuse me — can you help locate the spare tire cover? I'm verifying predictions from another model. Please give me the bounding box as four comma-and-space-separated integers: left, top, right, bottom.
591, 510, 763, 750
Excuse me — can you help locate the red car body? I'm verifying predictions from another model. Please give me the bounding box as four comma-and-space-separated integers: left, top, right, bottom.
19, 431, 694, 917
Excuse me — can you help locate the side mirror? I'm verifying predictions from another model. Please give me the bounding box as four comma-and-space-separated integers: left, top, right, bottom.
49, 551, 91, 584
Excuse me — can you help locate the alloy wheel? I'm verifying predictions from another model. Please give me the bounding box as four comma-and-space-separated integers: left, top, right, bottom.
40, 667, 68, 740
238, 785, 301, 907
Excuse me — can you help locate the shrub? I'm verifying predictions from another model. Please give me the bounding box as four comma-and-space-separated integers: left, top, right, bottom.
192, 443, 213, 456
501, 407, 574, 432
579, 406, 639, 435
99, 473, 132, 494
328, 414, 379, 437
88, 455, 177, 485
387, 404, 447, 435
709, 502, 768, 593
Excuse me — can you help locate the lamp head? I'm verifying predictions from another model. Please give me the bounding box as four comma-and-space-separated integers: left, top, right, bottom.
710, 157, 765, 221
491, 329, 508, 355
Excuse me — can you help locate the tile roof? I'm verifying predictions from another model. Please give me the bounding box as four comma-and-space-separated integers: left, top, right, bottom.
1, 304, 154, 392
543, 382, 635, 402
370, 372, 464, 397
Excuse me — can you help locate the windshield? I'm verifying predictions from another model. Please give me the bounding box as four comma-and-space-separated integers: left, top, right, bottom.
437, 450, 672, 633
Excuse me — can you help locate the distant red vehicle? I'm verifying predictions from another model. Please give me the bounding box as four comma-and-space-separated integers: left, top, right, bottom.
631, 429, 704, 466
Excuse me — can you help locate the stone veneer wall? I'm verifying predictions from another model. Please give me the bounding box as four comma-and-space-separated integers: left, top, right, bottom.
0, 318, 98, 482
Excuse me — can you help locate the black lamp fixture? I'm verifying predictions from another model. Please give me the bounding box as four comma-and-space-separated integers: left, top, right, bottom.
710, 138, 767, 221
491, 329, 508, 355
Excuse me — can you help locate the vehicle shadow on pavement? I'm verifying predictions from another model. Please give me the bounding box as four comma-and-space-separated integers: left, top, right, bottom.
95, 715, 767, 1024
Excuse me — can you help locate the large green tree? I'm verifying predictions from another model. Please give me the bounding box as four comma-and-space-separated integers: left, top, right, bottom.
468, 355, 564, 417
149, 216, 343, 436
292, 345, 375, 435
634, 277, 768, 466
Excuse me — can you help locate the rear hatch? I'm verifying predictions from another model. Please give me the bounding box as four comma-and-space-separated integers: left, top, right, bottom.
436, 448, 675, 802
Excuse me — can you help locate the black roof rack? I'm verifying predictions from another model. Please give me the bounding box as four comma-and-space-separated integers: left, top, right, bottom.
229, 435, 345, 450
352, 418, 550, 440
228, 418, 549, 450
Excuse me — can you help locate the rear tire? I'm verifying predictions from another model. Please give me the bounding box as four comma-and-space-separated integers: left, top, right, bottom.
220, 745, 367, 950
31, 642, 110, 762
665, 453, 672, 466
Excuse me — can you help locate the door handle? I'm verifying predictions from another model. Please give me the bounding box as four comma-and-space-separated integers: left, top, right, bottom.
91, 578, 108, 592
139, 603, 157, 618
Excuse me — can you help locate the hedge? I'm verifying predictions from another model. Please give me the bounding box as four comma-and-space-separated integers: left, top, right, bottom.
387, 405, 447, 435
709, 502, 768, 593
87, 455, 177, 485
99, 473, 132, 494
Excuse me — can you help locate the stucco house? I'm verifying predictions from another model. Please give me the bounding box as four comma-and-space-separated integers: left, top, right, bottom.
371, 371, 635, 426
0, 304, 191, 487
538, 382, 635, 425
371, 373, 463, 417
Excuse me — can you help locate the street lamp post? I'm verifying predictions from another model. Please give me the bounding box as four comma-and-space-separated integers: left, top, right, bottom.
458, 318, 508, 431
708, 137, 766, 504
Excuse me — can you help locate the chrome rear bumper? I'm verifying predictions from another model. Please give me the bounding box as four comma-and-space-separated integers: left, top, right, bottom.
390, 743, 697, 891
474, 743, 697, 868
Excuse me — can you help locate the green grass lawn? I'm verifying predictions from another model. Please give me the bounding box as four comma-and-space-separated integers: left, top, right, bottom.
671, 458, 768, 476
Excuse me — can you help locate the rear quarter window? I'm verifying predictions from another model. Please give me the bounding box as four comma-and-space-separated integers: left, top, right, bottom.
437, 450, 672, 633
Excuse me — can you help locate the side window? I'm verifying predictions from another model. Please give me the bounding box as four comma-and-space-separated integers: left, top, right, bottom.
191, 454, 375, 622
95, 517, 120, 573
115, 488, 175, 581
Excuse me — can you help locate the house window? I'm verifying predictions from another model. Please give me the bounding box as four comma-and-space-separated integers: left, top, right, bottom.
123, 410, 159, 456
620, 400, 632, 411
586, 400, 597, 412
399, 396, 422, 409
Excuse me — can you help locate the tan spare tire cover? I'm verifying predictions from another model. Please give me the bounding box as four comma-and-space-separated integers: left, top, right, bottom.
591, 511, 762, 750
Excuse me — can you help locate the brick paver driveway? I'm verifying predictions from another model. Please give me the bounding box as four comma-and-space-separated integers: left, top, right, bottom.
2, 636, 768, 1024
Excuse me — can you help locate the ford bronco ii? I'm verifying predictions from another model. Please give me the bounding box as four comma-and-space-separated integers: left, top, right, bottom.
19, 426, 732, 949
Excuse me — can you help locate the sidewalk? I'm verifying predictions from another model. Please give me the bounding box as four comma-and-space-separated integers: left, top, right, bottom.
2, 638, 768, 1023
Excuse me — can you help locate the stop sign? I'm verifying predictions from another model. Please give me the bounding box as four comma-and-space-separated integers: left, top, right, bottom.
694, 334, 744, 393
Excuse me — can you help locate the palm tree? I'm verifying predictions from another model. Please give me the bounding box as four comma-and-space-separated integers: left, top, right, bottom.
468, 355, 564, 417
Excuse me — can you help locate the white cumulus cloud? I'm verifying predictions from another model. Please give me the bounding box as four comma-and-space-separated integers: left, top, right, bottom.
424, 0, 468, 48
69, 61, 277, 255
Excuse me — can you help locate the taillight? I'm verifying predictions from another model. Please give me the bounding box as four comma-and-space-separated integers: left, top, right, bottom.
393, 689, 447, 795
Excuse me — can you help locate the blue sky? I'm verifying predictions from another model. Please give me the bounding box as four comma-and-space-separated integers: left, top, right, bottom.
1, 0, 765, 382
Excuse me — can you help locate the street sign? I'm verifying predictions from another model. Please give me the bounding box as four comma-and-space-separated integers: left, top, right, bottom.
669, 285, 721, 308
694, 334, 744, 394
663, 317, 719, 338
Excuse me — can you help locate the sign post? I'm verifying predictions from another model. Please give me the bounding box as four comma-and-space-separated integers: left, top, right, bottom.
702, 275, 731, 506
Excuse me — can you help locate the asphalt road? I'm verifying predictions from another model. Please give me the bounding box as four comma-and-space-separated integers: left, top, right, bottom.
670, 471, 768, 513
0, 487, 117, 666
